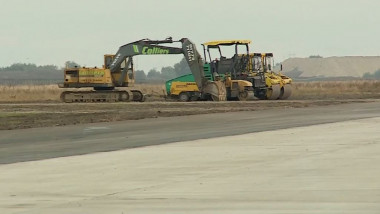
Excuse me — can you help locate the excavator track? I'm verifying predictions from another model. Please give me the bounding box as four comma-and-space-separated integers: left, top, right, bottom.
60, 90, 145, 103
130, 90, 145, 102
278, 84, 292, 100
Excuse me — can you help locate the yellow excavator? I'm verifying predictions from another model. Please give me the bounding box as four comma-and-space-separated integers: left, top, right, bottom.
249, 53, 292, 100
59, 37, 226, 102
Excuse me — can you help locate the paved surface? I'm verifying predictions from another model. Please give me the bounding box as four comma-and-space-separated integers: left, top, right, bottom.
1, 116, 379, 213
1, 101, 380, 164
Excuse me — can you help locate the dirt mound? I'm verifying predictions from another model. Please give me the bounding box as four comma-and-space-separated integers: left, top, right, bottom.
282, 56, 380, 78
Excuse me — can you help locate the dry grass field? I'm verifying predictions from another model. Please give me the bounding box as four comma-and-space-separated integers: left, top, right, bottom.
292, 80, 380, 99
0, 85, 60, 102
0, 81, 380, 102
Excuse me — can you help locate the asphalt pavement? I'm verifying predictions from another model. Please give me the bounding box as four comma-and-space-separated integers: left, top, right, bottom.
0, 101, 380, 164
1, 114, 379, 213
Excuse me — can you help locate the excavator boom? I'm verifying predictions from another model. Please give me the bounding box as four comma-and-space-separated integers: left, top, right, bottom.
109, 38, 183, 73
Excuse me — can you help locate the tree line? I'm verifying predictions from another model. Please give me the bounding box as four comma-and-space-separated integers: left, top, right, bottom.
2, 60, 380, 81
0, 59, 191, 83
135, 58, 191, 82
0, 63, 61, 73
363, 69, 380, 79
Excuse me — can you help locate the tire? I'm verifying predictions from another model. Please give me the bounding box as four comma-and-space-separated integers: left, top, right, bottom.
178, 92, 190, 102
238, 91, 249, 101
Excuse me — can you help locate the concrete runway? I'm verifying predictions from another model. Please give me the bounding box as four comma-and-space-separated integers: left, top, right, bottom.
1, 101, 380, 164
1, 111, 380, 213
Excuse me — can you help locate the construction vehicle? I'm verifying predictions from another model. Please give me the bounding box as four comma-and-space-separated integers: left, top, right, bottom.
165, 62, 216, 101
202, 40, 292, 100
60, 54, 144, 102
166, 40, 264, 101
166, 74, 204, 101
166, 40, 292, 101
201, 40, 260, 101
166, 40, 256, 101
59, 37, 226, 102
202, 40, 267, 100
250, 53, 292, 100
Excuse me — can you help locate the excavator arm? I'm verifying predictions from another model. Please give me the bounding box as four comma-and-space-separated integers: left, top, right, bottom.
180, 38, 227, 101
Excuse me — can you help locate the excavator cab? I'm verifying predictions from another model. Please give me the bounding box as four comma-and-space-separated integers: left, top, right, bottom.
103, 54, 135, 87
104, 55, 114, 69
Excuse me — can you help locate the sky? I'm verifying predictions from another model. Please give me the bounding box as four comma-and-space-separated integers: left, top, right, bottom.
1, 0, 380, 72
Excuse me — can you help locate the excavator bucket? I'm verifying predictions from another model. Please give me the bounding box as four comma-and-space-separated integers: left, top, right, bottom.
203, 81, 227, 101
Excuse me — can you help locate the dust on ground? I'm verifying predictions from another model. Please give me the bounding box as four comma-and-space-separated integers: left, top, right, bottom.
0, 99, 376, 130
